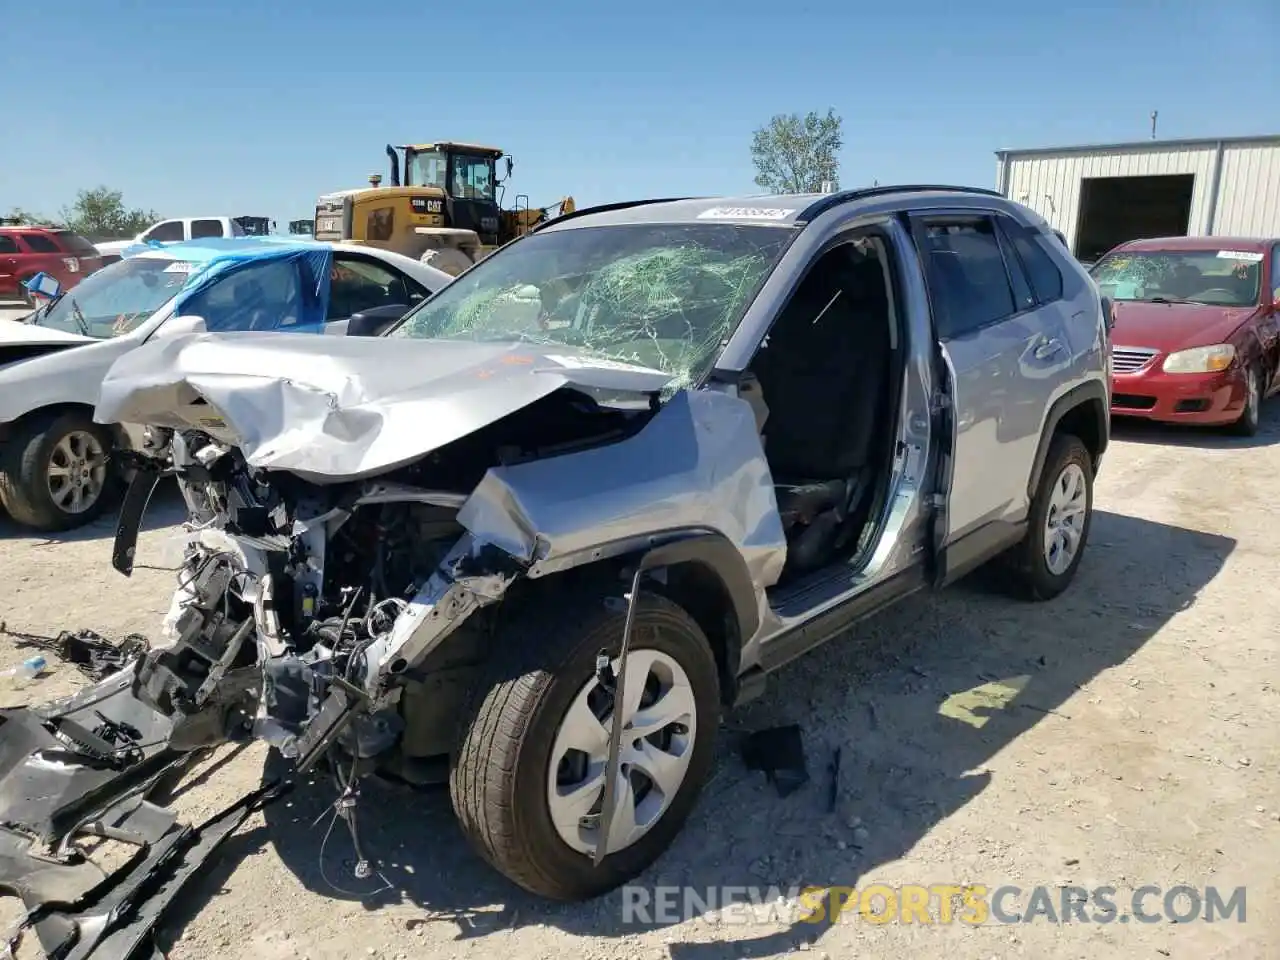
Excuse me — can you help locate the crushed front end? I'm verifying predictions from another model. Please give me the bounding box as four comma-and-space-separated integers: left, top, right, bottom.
124, 426, 524, 781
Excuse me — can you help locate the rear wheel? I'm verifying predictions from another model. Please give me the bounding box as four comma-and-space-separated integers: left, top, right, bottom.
0, 410, 117, 531
1007, 433, 1093, 601
1227, 363, 1262, 437
449, 591, 721, 901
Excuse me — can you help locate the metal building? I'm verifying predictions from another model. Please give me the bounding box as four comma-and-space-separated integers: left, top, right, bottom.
995, 133, 1280, 262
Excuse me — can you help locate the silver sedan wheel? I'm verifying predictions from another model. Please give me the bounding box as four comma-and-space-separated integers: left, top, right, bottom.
46, 430, 108, 515
546, 648, 697, 857
1044, 461, 1088, 576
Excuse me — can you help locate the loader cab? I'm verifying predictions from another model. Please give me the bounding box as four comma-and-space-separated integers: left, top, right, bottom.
398, 142, 508, 246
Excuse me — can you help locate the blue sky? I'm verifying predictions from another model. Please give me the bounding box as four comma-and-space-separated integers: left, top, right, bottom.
4, 0, 1277, 226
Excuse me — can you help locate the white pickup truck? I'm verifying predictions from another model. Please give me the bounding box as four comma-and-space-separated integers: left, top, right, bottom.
93, 216, 251, 263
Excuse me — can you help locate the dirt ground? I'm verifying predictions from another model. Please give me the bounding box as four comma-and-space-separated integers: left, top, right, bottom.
0, 411, 1277, 960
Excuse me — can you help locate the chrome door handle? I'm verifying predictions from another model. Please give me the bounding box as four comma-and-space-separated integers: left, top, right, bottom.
1035, 338, 1064, 360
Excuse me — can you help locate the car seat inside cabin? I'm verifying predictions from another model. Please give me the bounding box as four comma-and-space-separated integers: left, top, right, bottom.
746, 237, 900, 583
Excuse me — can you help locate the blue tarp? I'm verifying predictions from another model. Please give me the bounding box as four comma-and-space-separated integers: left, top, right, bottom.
123, 238, 334, 333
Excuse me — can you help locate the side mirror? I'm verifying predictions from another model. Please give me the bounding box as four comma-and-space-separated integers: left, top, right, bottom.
346, 303, 409, 337
158, 314, 208, 338
1100, 295, 1116, 332
22, 271, 62, 301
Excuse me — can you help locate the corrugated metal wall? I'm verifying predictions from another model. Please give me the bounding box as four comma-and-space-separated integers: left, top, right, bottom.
1215, 143, 1280, 236
998, 140, 1280, 249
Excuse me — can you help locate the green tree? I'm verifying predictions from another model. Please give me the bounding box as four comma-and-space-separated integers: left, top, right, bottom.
750, 109, 844, 194
59, 186, 159, 240
2, 207, 54, 226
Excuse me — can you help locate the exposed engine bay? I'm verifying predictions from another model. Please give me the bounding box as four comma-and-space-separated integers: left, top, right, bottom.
128, 384, 649, 776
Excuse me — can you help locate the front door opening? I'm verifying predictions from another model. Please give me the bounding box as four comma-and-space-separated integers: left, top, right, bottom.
1074, 173, 1195, 263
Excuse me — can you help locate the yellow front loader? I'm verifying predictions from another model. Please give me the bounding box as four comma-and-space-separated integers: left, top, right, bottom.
313, 142, 574, 275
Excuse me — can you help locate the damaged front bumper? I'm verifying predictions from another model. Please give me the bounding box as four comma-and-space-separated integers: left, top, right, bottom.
0, 667, 289, 960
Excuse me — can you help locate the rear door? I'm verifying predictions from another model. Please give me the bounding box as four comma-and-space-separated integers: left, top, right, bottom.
0, 233, 21, 294
911, 212, 1067, 577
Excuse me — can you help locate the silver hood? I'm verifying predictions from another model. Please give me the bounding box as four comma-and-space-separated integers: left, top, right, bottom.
94, 332, 676, 482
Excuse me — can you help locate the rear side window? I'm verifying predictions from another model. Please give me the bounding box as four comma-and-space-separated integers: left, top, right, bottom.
191, 219, 223, 239
1007, 227, 1065, 304
20, 233, 59, 253
53, 231, 100, 255
0, 235, 18, 254
921, 218, 1016, 338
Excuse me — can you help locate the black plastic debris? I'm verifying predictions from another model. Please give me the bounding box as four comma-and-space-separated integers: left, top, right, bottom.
740, 724, 809, 798
0, 622, 150, 682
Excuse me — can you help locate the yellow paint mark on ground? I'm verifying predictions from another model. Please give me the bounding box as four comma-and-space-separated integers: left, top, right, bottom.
938, 675, 1031, 728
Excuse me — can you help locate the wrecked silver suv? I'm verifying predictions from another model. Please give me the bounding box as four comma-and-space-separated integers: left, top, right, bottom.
0, 187, 1110, 947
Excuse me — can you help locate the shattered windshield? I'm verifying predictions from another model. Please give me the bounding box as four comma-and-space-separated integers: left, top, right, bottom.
1090, 250, 1263, 307
31, 256, 193, 338
387, 222, 796, 386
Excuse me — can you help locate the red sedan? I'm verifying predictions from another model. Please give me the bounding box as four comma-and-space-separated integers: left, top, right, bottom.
1090, 236, 1280, 436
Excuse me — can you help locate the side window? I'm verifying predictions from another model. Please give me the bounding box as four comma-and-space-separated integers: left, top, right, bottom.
53, 231, 100, 255
920, 218, 1016, 338
144, 221, 185, 242
327, 257, 413, 320
994, 222, 1037, 312
1271, 244, 1280, 303
190, 219, 223, 239
1003, 222, 1066, 305
20, 233, 60, 253
180, 260, 306, 332
0, 235, 20, 254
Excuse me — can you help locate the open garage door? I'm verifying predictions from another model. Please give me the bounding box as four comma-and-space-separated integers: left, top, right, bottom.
1074, 174, 1194, 263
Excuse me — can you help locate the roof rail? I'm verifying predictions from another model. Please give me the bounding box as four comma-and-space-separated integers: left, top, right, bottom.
529, 197, 705, 233
797, 184, 1007, 223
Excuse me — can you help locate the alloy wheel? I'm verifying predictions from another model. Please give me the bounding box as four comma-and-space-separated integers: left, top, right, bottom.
546, 648, 697, 856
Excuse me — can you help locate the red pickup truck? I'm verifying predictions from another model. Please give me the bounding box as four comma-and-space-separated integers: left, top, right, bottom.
0, 226, 105, 307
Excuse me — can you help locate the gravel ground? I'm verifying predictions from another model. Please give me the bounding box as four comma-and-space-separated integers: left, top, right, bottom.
0, 414, 1277, 959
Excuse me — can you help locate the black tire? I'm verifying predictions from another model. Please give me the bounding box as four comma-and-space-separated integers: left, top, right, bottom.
449, 590, 721, 901
0, 409, 118, 531
1227, 363, 1262, 437
1007, 433, 1094, 601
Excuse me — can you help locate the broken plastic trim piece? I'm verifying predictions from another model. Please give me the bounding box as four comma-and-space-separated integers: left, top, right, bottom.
22, 780, 290, 960
111, 465, 164, 577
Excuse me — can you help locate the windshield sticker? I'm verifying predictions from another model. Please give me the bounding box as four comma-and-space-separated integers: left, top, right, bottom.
545, 354, 663, 374
1216, 251, 1264, 262
163, 261, 197, 273
696, 206, 795, 221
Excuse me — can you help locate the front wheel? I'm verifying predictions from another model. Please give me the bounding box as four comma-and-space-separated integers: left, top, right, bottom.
449, 591, 721, 901
0, 410, 117, 531
1007, 433, 1094, 601
1227, 362, 1262, 437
